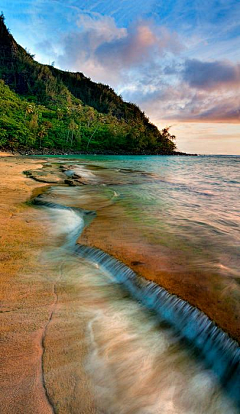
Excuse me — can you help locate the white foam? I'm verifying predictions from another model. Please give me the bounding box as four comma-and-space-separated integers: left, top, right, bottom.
47, 207, 84, 248
80, 263, 238, 414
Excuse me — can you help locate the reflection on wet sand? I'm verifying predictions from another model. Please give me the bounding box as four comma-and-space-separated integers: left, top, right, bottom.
37, 187, 239, 414
32, 160, 240, 413
30, 159, 240, 344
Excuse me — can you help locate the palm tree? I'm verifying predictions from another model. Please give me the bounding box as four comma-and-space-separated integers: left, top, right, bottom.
25, 103, 35, 119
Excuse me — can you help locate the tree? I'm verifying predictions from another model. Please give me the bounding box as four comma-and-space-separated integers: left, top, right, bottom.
161, 127, 176, 141
86, 125, 98, 150
85, 107, 95, 127
68, 119, 78, 146
29, 113, 38, 132
38, 125, 47, 148
25, 103, 35, 118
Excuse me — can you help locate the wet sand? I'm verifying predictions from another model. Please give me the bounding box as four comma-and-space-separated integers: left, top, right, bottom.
27, 159, 240, 342
0, 155, 53, 413
80, 200, 240, 343
0, 156, 97, 414
15, 157, 240, 342
1, 155, 239, 413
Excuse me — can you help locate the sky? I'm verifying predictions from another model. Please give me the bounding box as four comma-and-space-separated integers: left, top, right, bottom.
1, 0, 240, 154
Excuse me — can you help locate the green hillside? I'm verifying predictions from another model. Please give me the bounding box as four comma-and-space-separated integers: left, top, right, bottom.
0, 13, 176, 154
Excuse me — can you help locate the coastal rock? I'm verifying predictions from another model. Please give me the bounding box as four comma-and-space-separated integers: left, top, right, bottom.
64, 179, 76, 186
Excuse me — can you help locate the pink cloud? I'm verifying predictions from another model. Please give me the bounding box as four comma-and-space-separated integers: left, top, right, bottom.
58, 15, 183, 83
138, 84, 240, 123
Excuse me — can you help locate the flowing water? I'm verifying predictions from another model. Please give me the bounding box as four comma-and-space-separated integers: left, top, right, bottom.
46, 154, 240, 279
35, 155, 240, 413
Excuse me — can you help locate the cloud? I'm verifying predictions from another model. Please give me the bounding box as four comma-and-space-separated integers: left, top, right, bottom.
182, 59, 240, 90
95, 24, 182, 70
133, 81, 240, 123
195, 98, 240, 122
57, 14, 183, 84
56, 16, 240, 123
118, 55, 240, 124
11, 3, 238, 125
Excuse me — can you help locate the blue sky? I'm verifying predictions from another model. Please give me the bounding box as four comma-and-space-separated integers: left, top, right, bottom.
1, 0, 240, 153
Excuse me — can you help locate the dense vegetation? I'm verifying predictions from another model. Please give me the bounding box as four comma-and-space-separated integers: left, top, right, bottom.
0, 14, 176, 154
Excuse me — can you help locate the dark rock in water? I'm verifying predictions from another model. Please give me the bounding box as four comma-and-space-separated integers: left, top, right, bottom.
23, 170, 32, 177
24, 166, 66, 184
72, 173, 81, 179
76, 180, 87, 185
131, 261, 145, 266
64, 178, 87, 186
64, 179, 76, 186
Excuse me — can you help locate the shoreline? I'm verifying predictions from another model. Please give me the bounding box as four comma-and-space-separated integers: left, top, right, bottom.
0, 148, 198, 157
31, 189, 240, 406
1, 154, 240, 412
32, 191, 240, 412
21, 156, 240, 344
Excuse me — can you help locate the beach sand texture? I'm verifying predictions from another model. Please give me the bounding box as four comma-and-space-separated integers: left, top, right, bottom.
0, 156, 97, 414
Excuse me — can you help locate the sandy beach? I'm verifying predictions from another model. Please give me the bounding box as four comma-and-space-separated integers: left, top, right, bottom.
0, 155, 53, 413
0, 155, 97, 414
1, 155, 240, 413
